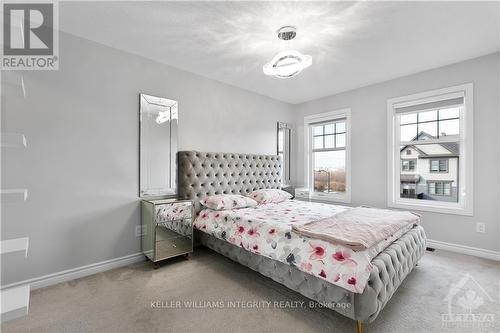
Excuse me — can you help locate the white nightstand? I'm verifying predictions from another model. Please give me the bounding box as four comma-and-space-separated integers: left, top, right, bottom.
141, 199, 193, 267
294, 188, 311, 201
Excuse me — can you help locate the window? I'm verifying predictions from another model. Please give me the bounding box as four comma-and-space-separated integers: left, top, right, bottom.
312, 121, 346, 193
401, 159, 416, 171
401, 183, 416, 198
387, 84, 473, 216
428, 182, 452, 196
429, 159, 448, 172
399, 108, 460, 141
304, 109, 351, 203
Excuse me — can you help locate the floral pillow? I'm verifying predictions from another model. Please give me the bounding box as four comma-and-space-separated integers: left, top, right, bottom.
247, 189, 293, 205
200, 194, 258, 211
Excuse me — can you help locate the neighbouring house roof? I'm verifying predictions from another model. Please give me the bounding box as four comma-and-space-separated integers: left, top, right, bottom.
440, 142, 459, 155
400, 131, 459, 157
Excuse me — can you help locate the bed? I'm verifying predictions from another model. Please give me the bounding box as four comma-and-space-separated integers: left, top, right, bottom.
177, 151, 426, 332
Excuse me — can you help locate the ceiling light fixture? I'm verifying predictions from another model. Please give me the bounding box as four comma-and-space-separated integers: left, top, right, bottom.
263, 26, 312, 79
156, 110, 170, 124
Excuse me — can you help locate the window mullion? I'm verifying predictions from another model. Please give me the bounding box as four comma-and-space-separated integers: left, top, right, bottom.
400, 138, 460, 145
416, 112, 419, 139
437, 110, 440, 138
322, 125, 325, 149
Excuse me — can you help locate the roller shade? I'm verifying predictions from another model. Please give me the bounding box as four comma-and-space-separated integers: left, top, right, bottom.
308, 117, 347, 126
394, 92, 464, 114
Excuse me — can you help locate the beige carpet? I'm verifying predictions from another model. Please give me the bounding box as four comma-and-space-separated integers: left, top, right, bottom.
2, 247, 499, 333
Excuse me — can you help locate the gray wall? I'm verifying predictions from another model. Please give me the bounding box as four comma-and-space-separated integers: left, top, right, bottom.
293, 53, 500, 252
2, 30, 497, 288
1, 32, 293, 285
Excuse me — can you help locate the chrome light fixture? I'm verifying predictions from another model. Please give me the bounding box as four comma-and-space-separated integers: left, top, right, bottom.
155, 110, 170, 124
263, 26, 312, 79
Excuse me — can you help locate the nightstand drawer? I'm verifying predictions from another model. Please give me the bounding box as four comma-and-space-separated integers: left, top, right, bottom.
155, 236, 192, 260
156, 219, 192, 239
155, 202, 192, 222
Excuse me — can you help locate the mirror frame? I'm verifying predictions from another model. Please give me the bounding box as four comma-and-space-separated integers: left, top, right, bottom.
277, 122, 292, 185
139, 93, 178, 198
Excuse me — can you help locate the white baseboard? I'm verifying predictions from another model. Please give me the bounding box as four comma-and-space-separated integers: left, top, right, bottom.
427, 239, 500, 261
1, 252, 145, 291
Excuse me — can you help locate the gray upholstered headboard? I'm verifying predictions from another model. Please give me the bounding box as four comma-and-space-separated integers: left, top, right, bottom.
177, 151, 282, 213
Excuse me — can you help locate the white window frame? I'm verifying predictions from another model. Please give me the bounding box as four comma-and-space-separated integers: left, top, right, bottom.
304, 108, 351, 203
387, 83, 474, 216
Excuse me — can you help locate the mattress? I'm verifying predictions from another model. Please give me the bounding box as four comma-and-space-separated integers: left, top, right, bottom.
194, 199, 417, 294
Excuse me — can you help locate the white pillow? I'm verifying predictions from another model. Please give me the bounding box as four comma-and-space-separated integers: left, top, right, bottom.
247, 189, 292, 205
200, 194, 258, 211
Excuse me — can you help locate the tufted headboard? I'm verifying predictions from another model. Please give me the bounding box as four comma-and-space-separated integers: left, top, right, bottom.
177, 151, 282, 213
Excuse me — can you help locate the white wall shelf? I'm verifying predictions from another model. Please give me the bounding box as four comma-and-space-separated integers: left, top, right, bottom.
0, 285, 30, 322
1, 74, 26, 98
0, 189, 28, 202
1, 133, 27, 148
0, 238, 29, 257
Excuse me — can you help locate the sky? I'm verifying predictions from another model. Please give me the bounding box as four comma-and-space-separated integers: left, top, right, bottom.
313, 150, 345, 171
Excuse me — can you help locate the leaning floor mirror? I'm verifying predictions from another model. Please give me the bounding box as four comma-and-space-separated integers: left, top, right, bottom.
139, 94, 178, 197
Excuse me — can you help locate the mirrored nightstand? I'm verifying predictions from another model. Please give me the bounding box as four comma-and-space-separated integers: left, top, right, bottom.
283, 187, 311, 201
294, 188, 311, 201
141, 199, 193, 267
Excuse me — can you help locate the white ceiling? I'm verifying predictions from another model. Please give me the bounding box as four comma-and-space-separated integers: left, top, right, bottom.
60, 1, 500, 104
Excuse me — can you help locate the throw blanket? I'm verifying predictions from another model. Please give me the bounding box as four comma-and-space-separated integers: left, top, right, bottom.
292, 207, 419, 251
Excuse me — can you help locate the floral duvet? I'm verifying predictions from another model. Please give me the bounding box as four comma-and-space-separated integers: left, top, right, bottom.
193, 199, 416, 294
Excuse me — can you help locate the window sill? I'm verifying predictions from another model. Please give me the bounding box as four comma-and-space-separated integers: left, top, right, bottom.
388, 200, 473, 216
309, 193, 351, 205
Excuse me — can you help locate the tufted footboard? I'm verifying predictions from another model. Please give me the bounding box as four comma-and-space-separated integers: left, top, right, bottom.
353, 226, 426, 322
197, 225, 426, 323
